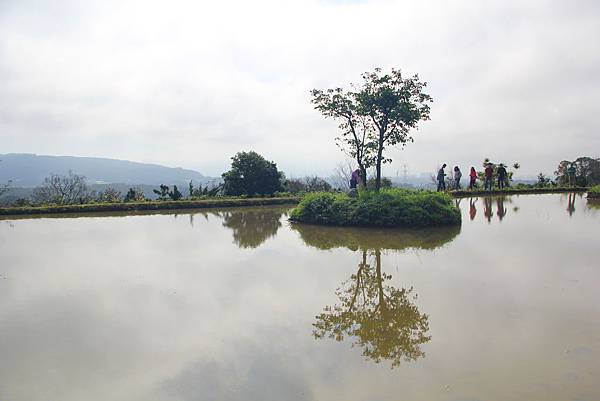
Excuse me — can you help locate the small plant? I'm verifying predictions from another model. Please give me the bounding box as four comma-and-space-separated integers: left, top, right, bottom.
98, 187, 122, 203
124, 187, 145, 202
536, 173, 551, 188
153, 184, 182, 201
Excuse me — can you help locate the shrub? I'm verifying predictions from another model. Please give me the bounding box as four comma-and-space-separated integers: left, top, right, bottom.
98, 187, 122, 203
289, 189, 461, 227
124, 187, 146, 202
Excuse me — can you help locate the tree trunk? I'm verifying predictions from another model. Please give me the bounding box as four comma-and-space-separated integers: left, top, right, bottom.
360, 165, 367, 187
375, 147, 383, 191
375, 249, 385, 309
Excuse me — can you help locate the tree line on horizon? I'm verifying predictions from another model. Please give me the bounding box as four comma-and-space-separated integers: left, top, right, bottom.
1, 67, 599, 206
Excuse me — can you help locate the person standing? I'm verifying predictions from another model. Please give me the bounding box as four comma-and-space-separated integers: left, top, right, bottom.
437, 164, 447, 191
497, 164, 508, 189
567, 163, 577, 186
454, 166, 462, 190
350, 169, 360, 189
484, 163, 494, 190
469, 167, 477, 190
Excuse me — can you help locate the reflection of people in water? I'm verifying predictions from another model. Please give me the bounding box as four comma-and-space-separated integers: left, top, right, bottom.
567, 193, 576, 217
313, 249, 430, 368
483, 197, 493, 223
469, 198, 477, 221
496, 197, 507, 221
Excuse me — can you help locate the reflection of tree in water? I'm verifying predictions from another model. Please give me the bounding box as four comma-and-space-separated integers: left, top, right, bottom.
291, 223, 460, 368
220, 207, 286, 248
314, 249, 430, 367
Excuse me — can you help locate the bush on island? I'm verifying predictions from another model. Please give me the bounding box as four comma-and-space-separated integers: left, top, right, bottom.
588, 185, 600, 199
289, 189, 461, 227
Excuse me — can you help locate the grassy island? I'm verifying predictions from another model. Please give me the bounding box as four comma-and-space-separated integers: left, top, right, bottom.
289, 189, 461, 228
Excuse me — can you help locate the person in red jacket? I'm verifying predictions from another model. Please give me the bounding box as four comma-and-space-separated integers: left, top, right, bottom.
469, 167, 477, 190
484, 164, 494, 190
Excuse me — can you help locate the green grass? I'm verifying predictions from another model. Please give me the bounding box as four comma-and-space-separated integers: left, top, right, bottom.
0, 197, 301, 217
289, 189, 461, 228
588, 185, 600, 199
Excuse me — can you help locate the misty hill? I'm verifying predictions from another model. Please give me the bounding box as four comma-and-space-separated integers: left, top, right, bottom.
0, 153, 210, 187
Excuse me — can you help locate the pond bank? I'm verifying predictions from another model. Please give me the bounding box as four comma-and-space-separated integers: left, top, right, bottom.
0, 197, 301, 217
0, 187, 593, 219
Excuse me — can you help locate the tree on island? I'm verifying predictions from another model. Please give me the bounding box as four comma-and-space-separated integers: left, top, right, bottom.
311, 68, 433, 190
222, 151, 284, 196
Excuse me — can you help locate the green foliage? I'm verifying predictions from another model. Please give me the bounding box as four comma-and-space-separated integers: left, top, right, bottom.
153, 184, 183, 201
475, 158, 520, 188
170, 185, 182, 201
588, 185, 600, 199
0, 197, 300, 216
367, 176, 392, 190
311, 68, 433, 190
189, 181, 223, 198
284, 176, 332, 194
555, 157, 600, 186
222, 151, 284, 196
536, 173, 552, 188
289, 189, 461, 227
124, 187, 145, 202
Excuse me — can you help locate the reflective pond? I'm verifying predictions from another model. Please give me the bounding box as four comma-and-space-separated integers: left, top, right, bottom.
0, 193, 599, 401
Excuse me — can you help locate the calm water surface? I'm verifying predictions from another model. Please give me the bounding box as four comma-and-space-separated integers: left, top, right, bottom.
0, 193, 599, 401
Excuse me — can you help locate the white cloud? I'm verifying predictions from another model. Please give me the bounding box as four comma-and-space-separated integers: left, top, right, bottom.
1, 0, 599, 177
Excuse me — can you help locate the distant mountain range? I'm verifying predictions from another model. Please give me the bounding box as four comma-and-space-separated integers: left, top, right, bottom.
0, 153, 214, 187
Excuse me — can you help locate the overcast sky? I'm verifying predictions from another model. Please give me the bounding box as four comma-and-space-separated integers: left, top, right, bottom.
1, 0, 599, 178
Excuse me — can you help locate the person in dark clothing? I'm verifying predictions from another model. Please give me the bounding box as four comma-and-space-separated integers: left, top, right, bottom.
437, 164, 447, 191
484, 164, 494, 190
497, 164, 508, 189
349, 169, 359, 189
567, 163, 577, 186
454, 166, 462, 190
